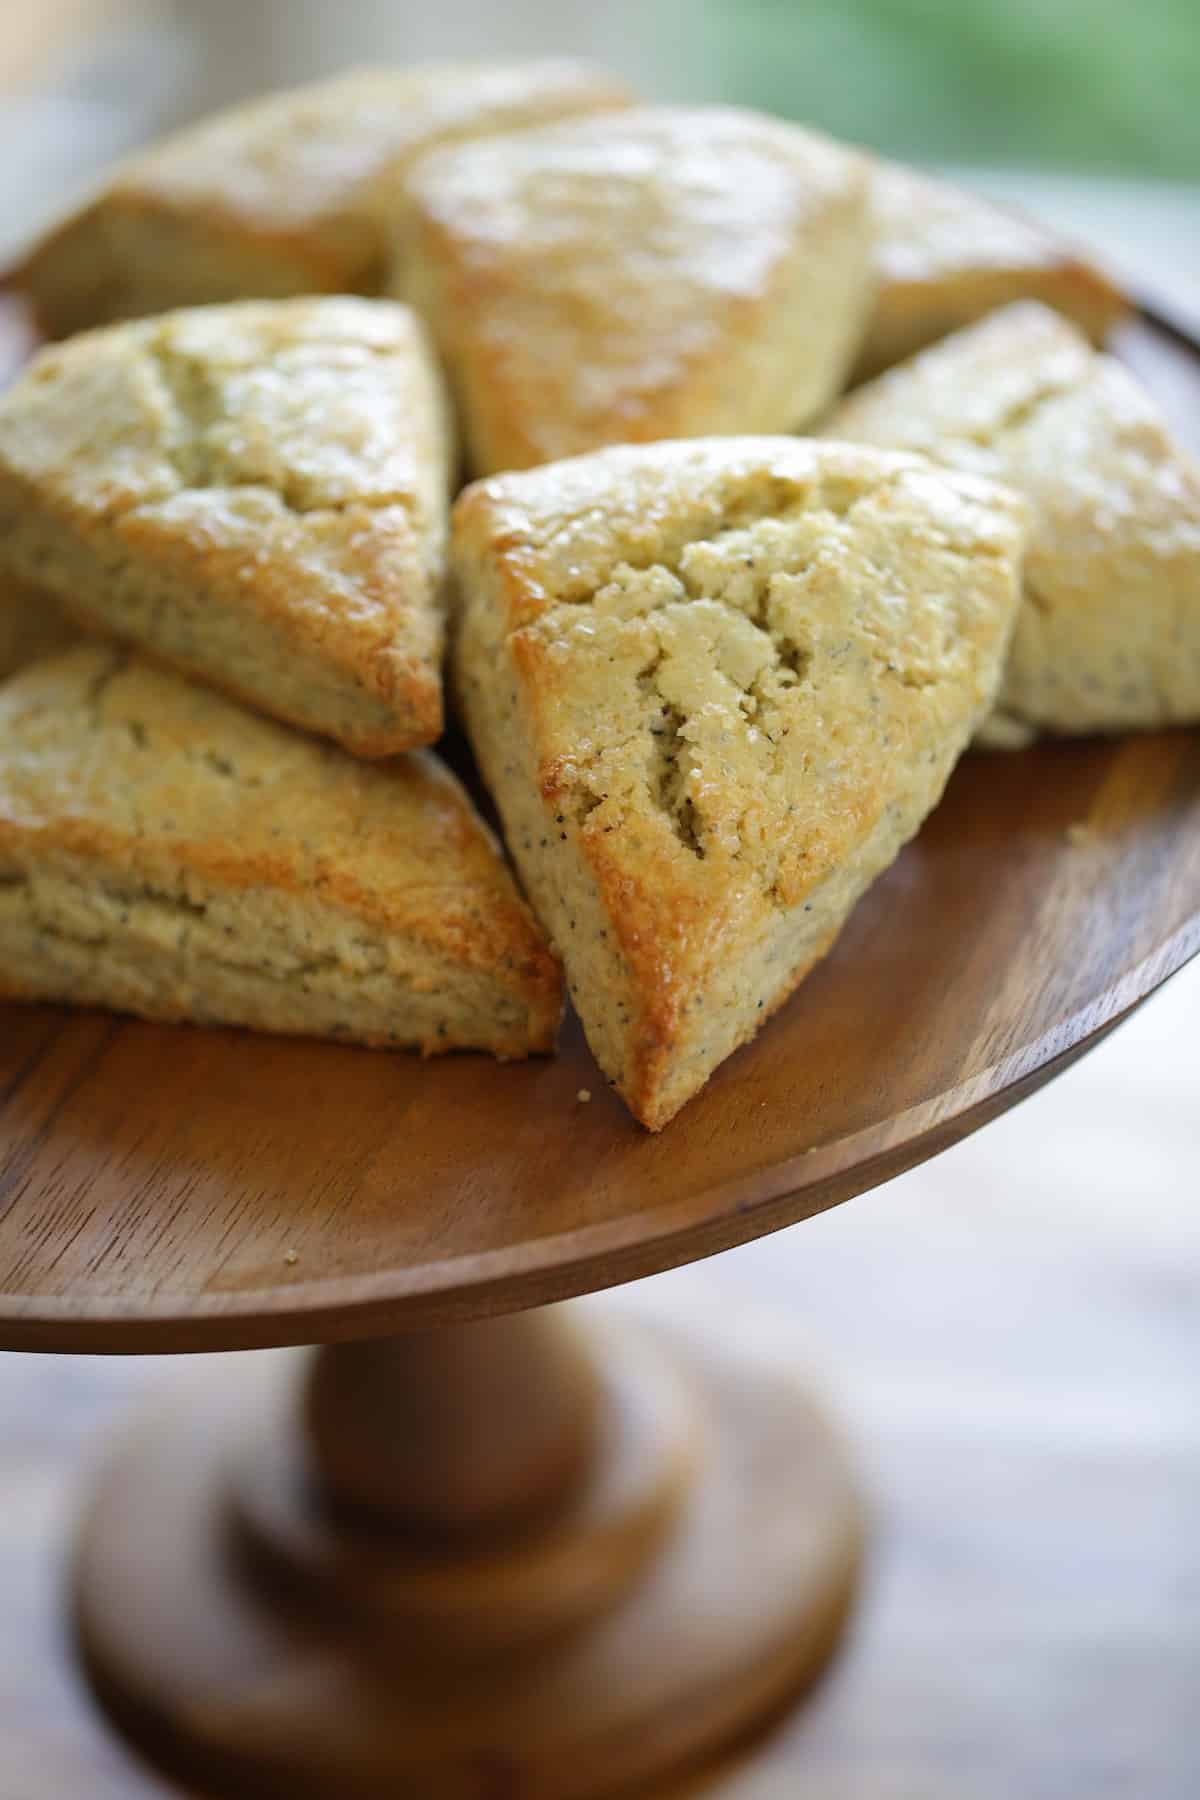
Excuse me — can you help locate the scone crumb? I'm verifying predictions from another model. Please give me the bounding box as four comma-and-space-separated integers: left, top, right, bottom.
1066, 822, 1094, 847
284, 1248, 300, 1266
576, 1088, 592, 1103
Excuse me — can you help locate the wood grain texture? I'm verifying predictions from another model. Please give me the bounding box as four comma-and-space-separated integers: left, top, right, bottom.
2, 1136, 1197, 1800
73, 1305, 861, 1799
0, 314, 1196, 1352
303, 1309, 606, 1534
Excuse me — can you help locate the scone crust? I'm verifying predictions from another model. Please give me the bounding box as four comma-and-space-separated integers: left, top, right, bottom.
0, 646, 562, 1055
15, 60, 634, 338
856, 162, 1128, 381
0, 297, 453, 756
400, 106, 872, 474
826, 301, 1200, 737
453, 438, 1026, 1125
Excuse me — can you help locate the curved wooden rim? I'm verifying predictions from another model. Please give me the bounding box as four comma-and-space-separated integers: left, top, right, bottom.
2, 914, 1192, 1353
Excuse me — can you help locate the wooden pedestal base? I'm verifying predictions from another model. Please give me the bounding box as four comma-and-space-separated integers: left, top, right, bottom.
73, 1305, 863, 1798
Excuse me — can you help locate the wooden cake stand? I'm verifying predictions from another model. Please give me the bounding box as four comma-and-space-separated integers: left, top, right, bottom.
0, 312, 1197, 1798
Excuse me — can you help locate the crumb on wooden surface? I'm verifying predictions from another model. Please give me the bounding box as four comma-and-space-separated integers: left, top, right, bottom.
577, 1088, 592, 1103
284, 1248, 299, 1266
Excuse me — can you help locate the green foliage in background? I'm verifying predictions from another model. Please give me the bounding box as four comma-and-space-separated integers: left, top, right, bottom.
695, 0, 1200, 174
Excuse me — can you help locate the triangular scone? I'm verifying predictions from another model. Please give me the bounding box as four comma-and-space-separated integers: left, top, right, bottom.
0, 579, 76, 682
0, 646, 562, 1056
825, 302, 1200, 742
855, 163, 1128, 382
453, 440, 1025, 1128
0, 298, 452, 757
14, 61, 633, 339
400, 108, 872, 474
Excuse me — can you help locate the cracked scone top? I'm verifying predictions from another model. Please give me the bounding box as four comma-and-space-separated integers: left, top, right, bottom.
13, 59, 634, 339
856, 162, 1127, 381
0, 645, 562, 1056
399, 106, 872, 474
453, 438, 1026, 1128
825, 302, 1200, 740
0, 298, 452, 756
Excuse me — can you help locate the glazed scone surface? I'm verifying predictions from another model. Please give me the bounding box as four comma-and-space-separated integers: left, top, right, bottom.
0, 297, 453, 756
856, 162, 1128, 381
826, 302, 1200, 738
0, 646, 562, 1055
400, 107, 872, 474
453, 438, 1026, 1127
15, 60, 634, 338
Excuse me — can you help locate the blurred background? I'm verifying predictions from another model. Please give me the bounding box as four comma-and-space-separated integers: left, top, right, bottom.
0, 4, 1196, 1796
2, 0, 1198, 325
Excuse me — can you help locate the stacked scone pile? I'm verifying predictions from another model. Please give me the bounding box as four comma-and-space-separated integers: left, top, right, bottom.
1, 60, 1197, 1128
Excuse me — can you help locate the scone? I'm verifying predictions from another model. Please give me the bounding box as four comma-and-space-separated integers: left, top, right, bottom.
399, 107, 872, 474
0, 646, 562, 1055
825, 301, 1200, 740
13, 60, 634, 339
0, 298, 452, 756
453, 438, 1026, 1128
0, 579, 76, 682
855, 162, 1128, 382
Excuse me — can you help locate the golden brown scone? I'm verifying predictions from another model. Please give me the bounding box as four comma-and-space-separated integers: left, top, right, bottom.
0, 579, 77, 681
0, 297, 453, 757
399, 107, 873, 475
453, 438, 1025, 1128
0, 645, 562, 1055
855, 162, 1128, 382
824, 301, 1200, 741
14, 60, 634, 339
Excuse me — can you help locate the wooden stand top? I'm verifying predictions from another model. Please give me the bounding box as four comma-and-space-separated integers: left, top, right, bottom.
0, 314, 1197, 1354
